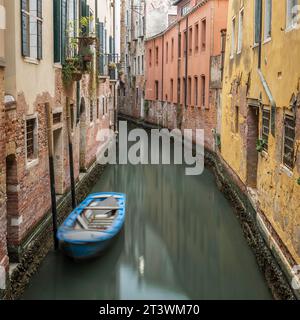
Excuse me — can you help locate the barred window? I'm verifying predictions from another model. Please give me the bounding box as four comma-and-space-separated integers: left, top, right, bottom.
262, 108, 270, 151
53, 112, 62, 125
283, 114, 296, 169
26, 118, 37, 160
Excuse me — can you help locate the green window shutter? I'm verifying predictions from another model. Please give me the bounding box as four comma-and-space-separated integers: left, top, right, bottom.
61, 0, 67, 63
21, 0, 30, 57
99, 22, 104, 75
53, 0, 61, 63
37, 0, 43, 60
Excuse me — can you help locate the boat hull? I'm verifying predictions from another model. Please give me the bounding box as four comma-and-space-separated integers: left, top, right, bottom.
57, 192, 126, 260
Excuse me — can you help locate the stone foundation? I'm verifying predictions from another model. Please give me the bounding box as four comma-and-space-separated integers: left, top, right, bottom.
2, 162, 106, 300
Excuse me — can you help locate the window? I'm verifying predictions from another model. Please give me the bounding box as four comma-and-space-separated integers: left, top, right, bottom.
194, 77, 198, 106
283, 114, 296, 169
26, 117, 37, 161
261, 108, 270, 151
264, 0, 272, 40
171, 38, 174, 60
182, 77, 186, 104
53, 112, 62, 124
237, 9, 244, 53
287, 0, 299, 29
155, 46, 159, 64
201, 19, 206, 51
178, 78, 181, 103
155, 81, 159, 100
231, 16, 236, 57
195, 23, 199, 52
97, 99, 100, 119
149, 49, 152, 66
166, 42, 169, 63
170, 79, 174, 102
254, 0, 262, 45
189, 27, 192, 55
201, 75, 206, 107
183, 31, 187, 55
90, 100, 93, 122
54, 0, 79, 64
181, 3, 190, 16
234, 106, 239, 133
21, 0, 43, 60
141, 55, 144, 73
188, 77, 192, 105
138, 56, 140, 74
178, 33, 182, 58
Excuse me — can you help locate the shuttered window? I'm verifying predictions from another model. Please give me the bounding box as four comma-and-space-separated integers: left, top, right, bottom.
54, 0, 78, 63
21, 0, 43, 60
254, 0, 262, 44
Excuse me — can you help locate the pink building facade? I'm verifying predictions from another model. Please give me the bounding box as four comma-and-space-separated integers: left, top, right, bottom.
145, 0, 228, 151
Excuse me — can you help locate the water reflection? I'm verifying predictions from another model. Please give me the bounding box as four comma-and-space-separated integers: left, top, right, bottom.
23, 143, 272, 300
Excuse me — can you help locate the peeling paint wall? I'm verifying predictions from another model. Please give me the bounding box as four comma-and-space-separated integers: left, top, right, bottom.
221, 0, 300, 266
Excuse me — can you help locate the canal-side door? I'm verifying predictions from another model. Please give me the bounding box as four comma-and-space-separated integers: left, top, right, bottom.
246, 105, 259, 188
79, 97, 86, 172
5, 154, 19, 259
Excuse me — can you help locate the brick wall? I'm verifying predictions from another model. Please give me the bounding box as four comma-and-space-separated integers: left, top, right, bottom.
0, 66, 9, 291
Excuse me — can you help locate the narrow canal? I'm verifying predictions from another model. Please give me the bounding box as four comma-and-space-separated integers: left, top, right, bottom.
22, 126, 272, 300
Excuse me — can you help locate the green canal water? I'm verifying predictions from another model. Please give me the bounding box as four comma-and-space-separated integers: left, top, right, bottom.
22, 138, 272, 299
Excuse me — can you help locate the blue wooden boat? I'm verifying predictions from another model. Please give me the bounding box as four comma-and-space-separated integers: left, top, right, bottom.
57, 192, 126, 260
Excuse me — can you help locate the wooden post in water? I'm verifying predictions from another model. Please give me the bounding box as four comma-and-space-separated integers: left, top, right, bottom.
45, 103, 59, 250
66, 97, 77, 209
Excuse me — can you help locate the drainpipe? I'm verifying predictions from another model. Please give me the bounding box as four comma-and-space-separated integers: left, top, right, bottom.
258, 0, 276, 136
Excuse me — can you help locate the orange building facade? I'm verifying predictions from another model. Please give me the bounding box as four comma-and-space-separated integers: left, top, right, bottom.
144, 0, 228, 151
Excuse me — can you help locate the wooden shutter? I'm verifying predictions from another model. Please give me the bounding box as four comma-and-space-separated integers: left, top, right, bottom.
61, 0, 67, 63
37, 0, 43, 60
21, 0, 30, 57
99, 22, 104, 75
53, 0, 61, 62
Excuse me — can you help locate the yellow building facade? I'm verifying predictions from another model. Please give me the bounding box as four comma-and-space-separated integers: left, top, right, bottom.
221, 0, 300, 273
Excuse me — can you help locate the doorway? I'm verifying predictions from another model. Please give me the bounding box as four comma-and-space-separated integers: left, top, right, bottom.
79, 97, 86, 172
5, 154, 19, 253
246, 107, 259, 188
53, 128, 63, 194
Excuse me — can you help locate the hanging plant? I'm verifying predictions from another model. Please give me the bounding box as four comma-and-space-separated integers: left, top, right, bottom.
256, 139, 266, 153
62, 57, 82, 87
80, 46, 93, 63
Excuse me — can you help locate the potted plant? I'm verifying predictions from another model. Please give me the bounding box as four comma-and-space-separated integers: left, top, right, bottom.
108, 62, 117, 70
256, 139, 266, 153
62, 56, 82, 87
80, 46, 93, 62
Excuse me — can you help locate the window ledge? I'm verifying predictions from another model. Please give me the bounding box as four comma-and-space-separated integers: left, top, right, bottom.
90, 121, 94, 127
285, 25, 298, 33
280, 164, 293, 178
263, 37, 272, 45
26, 158, 39, 170
24, 57, 40, 65
53, 63, 62, 69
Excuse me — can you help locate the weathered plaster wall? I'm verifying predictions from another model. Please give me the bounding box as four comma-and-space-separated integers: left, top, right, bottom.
221, 0, 300, 266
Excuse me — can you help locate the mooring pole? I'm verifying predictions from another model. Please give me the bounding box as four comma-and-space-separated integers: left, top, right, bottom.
45, 103, 59, 250
66, 97, 77, 209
